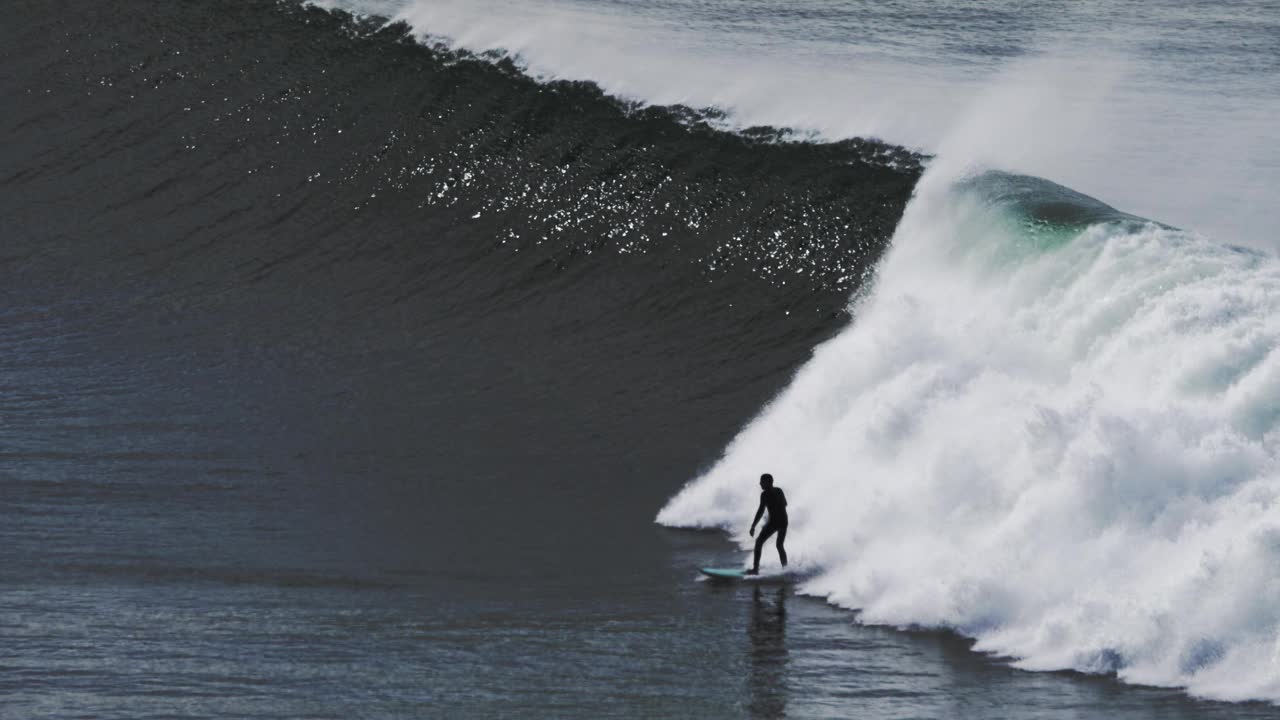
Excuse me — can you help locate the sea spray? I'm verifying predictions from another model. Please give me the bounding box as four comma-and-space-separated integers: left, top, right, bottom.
658, 169, 1280, 701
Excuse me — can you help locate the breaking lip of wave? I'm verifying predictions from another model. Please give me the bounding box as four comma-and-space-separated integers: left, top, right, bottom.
317, 0, 1280, 249
659, 168, 1280, 703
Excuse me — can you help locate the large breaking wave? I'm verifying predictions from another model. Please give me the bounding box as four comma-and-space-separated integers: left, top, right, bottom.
12, 0, 1280, 705
315, 0, 1280, 701
659, 166, 1280, 701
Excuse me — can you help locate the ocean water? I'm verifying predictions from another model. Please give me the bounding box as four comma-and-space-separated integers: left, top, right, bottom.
3, 0, 1278, 717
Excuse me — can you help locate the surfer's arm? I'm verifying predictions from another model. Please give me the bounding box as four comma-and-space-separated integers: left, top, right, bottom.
749, 495, 766, 535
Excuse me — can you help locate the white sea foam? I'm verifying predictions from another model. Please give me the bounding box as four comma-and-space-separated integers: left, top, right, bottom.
658, 164, 1280, 700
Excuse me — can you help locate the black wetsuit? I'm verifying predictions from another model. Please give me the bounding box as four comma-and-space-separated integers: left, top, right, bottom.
752, 486, 788, 570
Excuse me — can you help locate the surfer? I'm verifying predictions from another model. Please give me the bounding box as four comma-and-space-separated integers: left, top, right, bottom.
746, 473, 787, 575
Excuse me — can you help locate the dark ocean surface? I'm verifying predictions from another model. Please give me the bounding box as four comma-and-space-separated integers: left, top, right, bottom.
3, 1, 1279, 717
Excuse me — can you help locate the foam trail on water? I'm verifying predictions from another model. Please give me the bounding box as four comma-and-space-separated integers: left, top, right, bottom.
658, 167, 1280, 700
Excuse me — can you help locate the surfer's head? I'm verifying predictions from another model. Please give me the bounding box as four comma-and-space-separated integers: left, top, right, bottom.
760, 473, 774, 488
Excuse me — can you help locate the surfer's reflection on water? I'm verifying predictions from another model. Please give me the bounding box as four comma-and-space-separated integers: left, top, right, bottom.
748, 586, 789, 718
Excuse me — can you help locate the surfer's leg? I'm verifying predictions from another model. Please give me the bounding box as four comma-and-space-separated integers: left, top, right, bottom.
776, 523, 788, 566
753, 523, 777, 571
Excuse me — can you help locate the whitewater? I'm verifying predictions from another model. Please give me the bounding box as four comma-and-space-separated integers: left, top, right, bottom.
319, 0, 1280, 702
660, 165, 1280, 700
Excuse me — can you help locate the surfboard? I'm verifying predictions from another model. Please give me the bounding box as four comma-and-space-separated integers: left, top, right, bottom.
700, 567, 748, 580
700, 567, 798, 583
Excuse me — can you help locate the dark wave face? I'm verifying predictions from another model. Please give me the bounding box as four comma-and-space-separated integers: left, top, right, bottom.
2, 0, 919, 559
3, 0, 917, 582
5, 1, 918, 303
